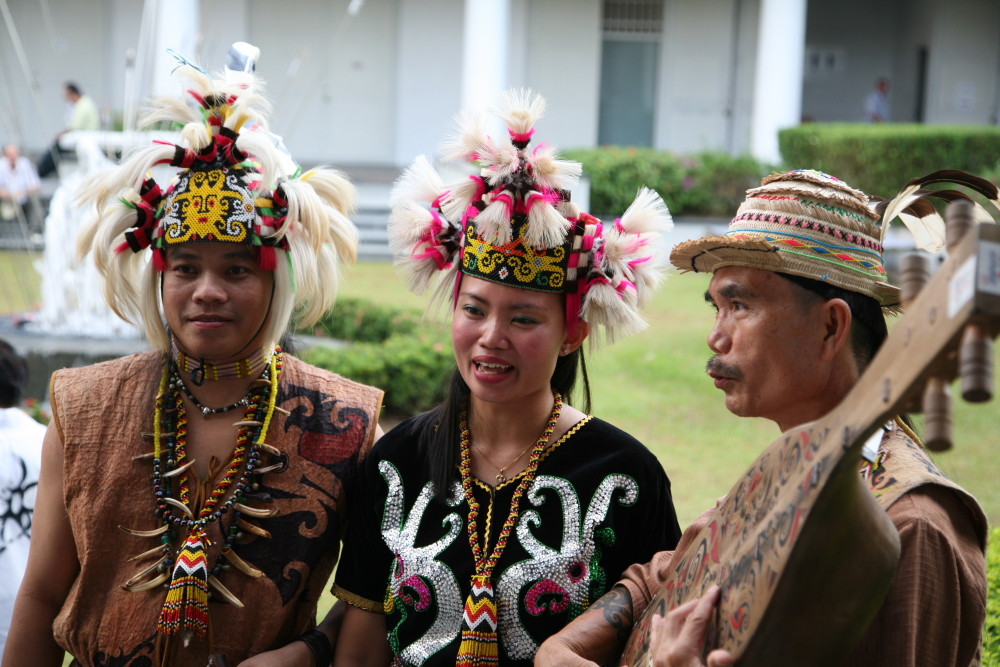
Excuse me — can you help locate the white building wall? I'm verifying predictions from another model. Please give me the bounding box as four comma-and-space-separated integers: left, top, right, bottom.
516, 0, 603, 151
2, 0, 999, 168
657, 0, 742, 153
394, 0, 465, 164
1, 0, 122, 150
924, 0, 1000, 124
801, 0, 901, 123
240, 0, 398, 165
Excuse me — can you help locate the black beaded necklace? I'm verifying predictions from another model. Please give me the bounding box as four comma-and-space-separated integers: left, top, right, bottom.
170, 367, 260, 416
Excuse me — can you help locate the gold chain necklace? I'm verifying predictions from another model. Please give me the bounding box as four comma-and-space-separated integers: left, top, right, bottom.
475, 441, 535, 485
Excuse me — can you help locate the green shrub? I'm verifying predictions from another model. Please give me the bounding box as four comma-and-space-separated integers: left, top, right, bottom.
986, 527, 1000, 665
303, 329, 454, 416
563, 147, 772, 218
300, 297, 423, 343
779, 123, 1000, 199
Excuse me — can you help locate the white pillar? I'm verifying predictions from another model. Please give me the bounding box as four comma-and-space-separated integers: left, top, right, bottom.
750, 0, 806, 163
149, 0, 201, 98
461, 0, 510, 112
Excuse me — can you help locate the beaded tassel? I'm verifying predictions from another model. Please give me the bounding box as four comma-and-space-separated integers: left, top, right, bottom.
455, 393, 562, 666
457, 575, 500, 665
158, 529, 211, 637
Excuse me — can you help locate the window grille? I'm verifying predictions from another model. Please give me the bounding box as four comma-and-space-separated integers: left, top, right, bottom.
603, 0, 664, 36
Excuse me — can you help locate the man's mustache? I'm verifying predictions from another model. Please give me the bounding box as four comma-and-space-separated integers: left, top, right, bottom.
706, 356, 743, 380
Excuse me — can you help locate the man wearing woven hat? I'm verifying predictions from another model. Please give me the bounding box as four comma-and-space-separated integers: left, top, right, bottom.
3, 58, 382, 666
536, 170, 987, 666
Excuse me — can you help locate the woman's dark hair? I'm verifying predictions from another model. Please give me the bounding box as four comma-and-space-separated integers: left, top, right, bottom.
409, 346, 591, 499
778, 272, 888, 371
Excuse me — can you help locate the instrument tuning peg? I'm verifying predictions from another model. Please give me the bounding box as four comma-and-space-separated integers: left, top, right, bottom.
945, 199, 994, 404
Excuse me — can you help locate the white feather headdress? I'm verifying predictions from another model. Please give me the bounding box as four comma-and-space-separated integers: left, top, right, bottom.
389, 89, 673, 344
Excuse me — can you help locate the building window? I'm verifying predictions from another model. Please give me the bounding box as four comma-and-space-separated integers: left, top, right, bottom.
603, 0, 664, 36
599, 0, 663, 147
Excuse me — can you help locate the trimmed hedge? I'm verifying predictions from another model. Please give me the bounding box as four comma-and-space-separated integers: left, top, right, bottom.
304, 331, 453, 416
300, 297, 423, 343
298, 298, 454, 416
563, 147, 773, 218
779, 123, 1000, 199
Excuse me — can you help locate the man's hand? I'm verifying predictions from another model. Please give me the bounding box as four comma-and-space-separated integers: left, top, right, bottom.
646, 586, 734, 667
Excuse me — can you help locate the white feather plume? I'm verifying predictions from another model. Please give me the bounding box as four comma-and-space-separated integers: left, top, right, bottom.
390, 155, 446, 206
440, 176, 484, 223
581, 282, 647, 345
475, 192, 514, 245
529, 145, 582, 191
481, 144, 521, 188
524, 193, 569, 248
619, 187, 673, 235
387, 201, 436, 256
440, 110, 490, 162
496, 88, 546, 137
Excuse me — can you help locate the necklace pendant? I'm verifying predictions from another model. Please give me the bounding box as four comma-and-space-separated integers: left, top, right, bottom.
495, 472, 505, 485
202, 406, 212, 416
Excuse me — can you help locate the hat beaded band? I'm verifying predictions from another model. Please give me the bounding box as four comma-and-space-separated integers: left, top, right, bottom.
731, 210, 885, 255
740, 237, 887, 278
728, 227, 886, 274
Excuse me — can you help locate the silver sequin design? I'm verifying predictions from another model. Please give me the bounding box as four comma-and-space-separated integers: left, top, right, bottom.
379, 460, 464, 665
380, 467, 638, 665
496, 473, 639, 658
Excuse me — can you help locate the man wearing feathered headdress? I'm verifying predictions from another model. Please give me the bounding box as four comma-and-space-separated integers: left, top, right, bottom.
3, 53, 383, 666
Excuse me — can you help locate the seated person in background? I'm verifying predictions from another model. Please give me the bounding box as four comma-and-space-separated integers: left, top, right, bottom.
0, 144, 42, 229
331, 89, 683, 666
536, 169, 987, 667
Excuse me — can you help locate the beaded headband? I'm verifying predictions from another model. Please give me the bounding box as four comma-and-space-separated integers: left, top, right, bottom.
389, 89, 673, 343
670, 170, 902, 311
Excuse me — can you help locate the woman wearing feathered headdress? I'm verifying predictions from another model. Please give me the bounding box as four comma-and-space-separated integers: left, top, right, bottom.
331, 90, 682, 666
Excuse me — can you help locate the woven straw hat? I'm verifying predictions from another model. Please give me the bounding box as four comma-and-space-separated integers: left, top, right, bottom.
670, 169, 900, 310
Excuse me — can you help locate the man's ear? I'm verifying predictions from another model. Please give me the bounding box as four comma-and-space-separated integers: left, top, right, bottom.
819, 298, 853, 361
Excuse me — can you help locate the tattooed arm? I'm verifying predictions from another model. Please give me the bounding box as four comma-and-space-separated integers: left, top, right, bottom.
534, 585, 636, 666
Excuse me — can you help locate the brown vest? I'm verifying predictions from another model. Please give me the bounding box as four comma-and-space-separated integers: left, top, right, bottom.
863, 425, 987, 551
50, 352, 382, 666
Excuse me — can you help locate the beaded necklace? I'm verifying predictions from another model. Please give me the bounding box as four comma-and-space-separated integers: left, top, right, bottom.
170, 336, 271, 385
151, 347, 282, 639
171, 369, 257, 416
455, 392, 562, 666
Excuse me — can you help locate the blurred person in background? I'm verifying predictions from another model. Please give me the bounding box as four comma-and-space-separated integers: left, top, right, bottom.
0, 338, 46, 656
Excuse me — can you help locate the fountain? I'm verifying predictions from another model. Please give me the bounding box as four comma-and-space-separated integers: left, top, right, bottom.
4, 132, 181, 401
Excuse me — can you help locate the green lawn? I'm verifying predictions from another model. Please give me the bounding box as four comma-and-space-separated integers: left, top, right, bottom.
0, 250, 42, 315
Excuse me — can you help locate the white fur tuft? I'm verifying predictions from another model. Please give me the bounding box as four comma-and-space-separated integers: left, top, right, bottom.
497, 88, 546, 136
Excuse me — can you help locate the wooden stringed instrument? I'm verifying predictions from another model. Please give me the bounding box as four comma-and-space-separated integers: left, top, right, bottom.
620, 199, 1000, 666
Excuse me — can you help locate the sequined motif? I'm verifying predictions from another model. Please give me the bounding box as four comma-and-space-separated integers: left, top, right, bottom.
496, 474, 638, 658
380, 467, 639, 663
379, 461, 465, 664
335, 417, 682, 666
